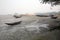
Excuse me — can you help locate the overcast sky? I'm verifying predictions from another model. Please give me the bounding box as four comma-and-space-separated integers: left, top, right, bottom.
0, 0, 60, 15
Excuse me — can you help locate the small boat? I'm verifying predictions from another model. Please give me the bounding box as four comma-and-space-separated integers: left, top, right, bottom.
5, 21, 22, 26
13, 14, 22, 18
50, 15, 57, 19
51, 16, 57, 19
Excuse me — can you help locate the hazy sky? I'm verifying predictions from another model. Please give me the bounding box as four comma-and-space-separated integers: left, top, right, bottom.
0, 0, 60, 15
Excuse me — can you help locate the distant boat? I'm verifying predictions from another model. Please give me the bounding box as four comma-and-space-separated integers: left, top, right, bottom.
5, 21, 22, 26
13, 13, 22, 18
13, 15, 22, 18
50, 15, 57, 19
36, 15, 49, 17
51, 16, 57, 19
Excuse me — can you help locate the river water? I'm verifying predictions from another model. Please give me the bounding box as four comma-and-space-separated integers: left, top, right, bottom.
0, 15, 60, 40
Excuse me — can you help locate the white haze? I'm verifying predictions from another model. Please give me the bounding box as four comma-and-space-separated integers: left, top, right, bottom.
0, 0, 60, 15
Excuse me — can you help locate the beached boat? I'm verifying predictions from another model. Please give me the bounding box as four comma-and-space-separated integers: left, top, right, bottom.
5, 21, 22, 25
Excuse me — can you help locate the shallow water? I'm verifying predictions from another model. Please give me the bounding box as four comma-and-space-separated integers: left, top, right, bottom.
0, 15, 60, 40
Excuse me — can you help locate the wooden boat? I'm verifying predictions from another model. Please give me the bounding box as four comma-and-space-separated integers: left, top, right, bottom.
13, 14, 22, 18
50, 15, 57, 19
51, 16, 57, 19
5, 21, 22, 26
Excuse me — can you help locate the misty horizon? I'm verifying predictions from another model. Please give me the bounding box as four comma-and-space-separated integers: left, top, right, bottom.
0, 0, 60, 15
